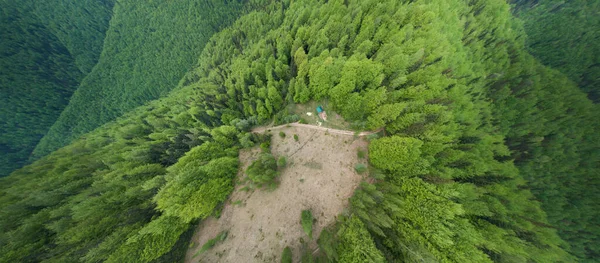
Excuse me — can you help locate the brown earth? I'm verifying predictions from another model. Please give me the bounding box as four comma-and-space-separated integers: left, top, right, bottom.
184, 125, 370, 263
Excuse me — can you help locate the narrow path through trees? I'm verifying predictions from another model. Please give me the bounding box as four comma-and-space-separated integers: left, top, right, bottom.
252, 122, 382, 136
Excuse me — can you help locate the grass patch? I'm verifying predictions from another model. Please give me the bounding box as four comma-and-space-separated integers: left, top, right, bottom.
354, 163, 367, 174
294, 134, 299, 141
303, 161, 323, 170
193, 231, 228, 258
279, 131, 286, 138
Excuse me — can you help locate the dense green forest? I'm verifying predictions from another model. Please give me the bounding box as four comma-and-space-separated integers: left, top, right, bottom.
0, 0, 114, 176
27, 0, 116, 74
1, 0, 598, 262
31, 0, 263, 160
511, 0, 600, 102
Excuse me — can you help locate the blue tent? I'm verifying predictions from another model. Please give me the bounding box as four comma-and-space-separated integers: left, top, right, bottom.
316, 106, 324, 113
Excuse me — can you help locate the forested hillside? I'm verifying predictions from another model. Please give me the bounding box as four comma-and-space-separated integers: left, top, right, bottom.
31, 0, 262, 159
511, 0, 600, 102
0, 0, 114, 177
27, 0, 116, 74
1, 0, 598, 262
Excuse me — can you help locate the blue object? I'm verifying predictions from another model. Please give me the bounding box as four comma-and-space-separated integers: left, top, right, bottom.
316, 106, 324, 113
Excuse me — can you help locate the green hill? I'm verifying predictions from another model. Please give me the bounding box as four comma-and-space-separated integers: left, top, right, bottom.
1, 0, 598, 262
31, 0, 257, 159
0, 0, 114, 177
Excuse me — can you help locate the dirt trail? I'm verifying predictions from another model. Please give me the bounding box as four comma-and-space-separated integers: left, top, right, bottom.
185, 126, 369, 263
252, 122, 382, 136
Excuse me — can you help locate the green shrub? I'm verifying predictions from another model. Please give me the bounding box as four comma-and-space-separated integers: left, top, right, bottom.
301, 210, 314, 239
357, 149, 366, 159
301, 247, 314, 263
281, 246, 292, 263
318, 229, 338, 262
294, 134, 299, 141
350, 121, 366, 131
337, 217, 384, 262
194, 231, 228, 258
239, 133, 254, 148
366, 133, 379, 141
252, 132, 272, 144
247, 153, 278, 187
354, 164, 367, 174
260, 141, 271, 153
285, 114, 300, 123
273, 108, 300, 125
277, 156, 287, 168
279, 131, 286, 138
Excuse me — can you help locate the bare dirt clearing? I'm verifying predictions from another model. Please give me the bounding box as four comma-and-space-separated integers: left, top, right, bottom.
185, 126, 369, 263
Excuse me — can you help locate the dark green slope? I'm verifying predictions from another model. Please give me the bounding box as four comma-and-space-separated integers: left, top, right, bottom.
486, 49, 600, 262
31, 0, 256, 159
0, 0, 114, 177
1, 0, 597, 262
468, 2, 600, 259
511, 0, 600, 102
28, 0, 116, 74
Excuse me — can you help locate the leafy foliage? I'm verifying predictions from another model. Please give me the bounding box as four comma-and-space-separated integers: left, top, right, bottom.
369, 136, 428, 175
337, 216, 385, 263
